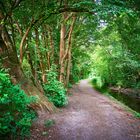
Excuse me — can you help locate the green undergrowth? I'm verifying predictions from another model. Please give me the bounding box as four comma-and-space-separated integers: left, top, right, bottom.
0, 69, 36, 139
43, 65, 68, 107
44, 119, 55, 128
90, 78, 140, 118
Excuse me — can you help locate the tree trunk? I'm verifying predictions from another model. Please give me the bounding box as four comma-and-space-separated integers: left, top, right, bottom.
59, 13, 67, 83
19, 25, 32, 64
26, 49, 44, 93
60, 14, 76, 86
35, 28, 47, 83
0, 13, 55, 112
65, 15, 76, 87
48, 27, 54, 61
66, 48, 71, 87
1, 37, 55, 112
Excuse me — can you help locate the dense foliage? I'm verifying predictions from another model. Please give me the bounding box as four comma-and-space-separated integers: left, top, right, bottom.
91, 13, 140, 89
0, 69, 36, 138
44, 65, 68, 107
1, 0, 140, 138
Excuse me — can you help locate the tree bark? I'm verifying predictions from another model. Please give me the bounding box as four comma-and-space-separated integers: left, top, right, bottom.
66, 47, 71, 87
35, 28, 47, 83
19, 25, 32, 64
0, 11, 55, 112
59, 13, 67, 83
65, 15, 76, 87
48, 27, 54, 60
59, 14, 76, 86
0, 34, 55, 112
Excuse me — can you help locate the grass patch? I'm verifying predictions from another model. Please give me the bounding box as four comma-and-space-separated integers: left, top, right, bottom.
44, 119, 55, 128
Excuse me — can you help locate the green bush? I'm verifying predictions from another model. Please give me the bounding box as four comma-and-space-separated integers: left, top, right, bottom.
44, 65, 68, 107
44, 119, 55, 128
0, 69, 36, 138
91, 77, 105, 88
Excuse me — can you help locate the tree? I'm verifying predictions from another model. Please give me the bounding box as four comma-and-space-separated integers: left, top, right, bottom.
1, 0, 137, 111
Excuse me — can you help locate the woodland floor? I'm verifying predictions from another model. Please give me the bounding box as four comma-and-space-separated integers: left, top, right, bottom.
30, 80, 140, 140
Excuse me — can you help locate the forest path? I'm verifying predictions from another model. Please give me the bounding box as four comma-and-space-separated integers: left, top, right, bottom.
30, 80, 140, 140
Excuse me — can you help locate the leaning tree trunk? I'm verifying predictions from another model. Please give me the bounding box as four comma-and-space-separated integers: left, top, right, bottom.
0, 36, 55, 112
0, 12, 55, 112
65, 15, 76, 87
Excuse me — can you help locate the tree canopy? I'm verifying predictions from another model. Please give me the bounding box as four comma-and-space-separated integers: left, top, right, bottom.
0, 0, 140, 138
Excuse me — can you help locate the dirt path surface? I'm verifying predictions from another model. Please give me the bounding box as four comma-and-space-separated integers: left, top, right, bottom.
30, 80, 140, 140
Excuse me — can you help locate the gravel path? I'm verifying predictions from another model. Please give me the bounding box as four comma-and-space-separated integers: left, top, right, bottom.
30, 80, 140, 140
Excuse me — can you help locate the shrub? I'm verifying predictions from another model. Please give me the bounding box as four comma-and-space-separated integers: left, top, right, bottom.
0, 69, 36, 139
44, 119, 55, 128
43, 65, 68, 107
91, 77, 104, 89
